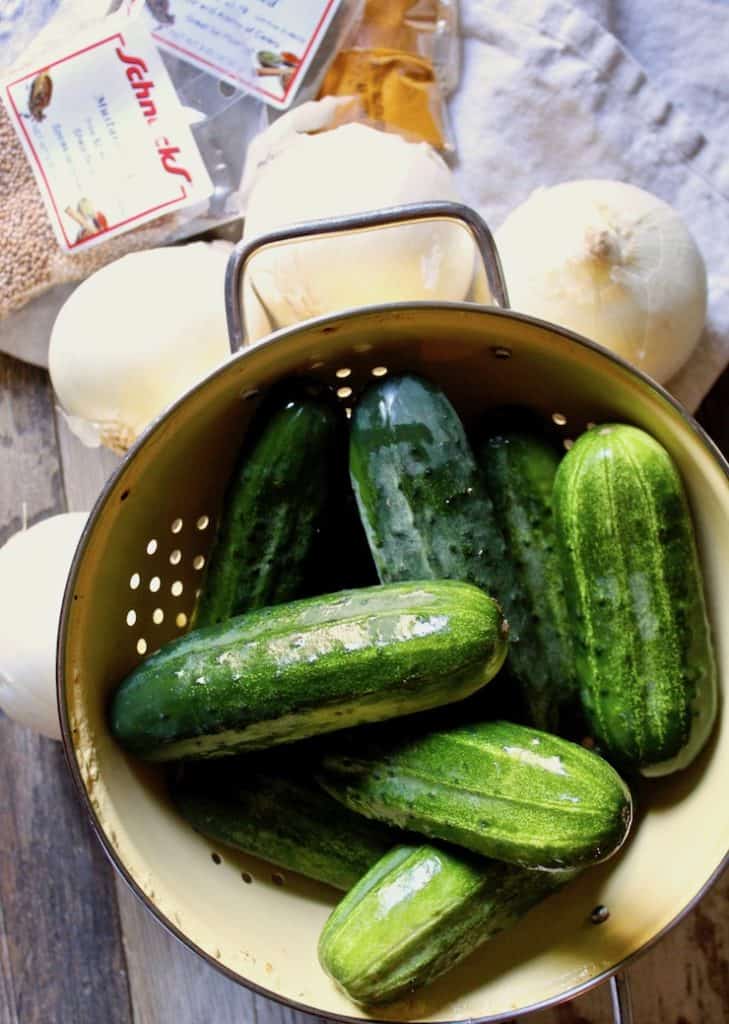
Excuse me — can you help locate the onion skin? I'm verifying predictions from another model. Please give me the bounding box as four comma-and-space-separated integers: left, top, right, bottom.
495, 180, 707, 384
0, 512, 87, 740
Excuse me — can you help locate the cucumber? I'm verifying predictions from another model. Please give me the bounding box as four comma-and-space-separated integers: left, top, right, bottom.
171, 757, 394, 889
349, 375, 542, 714
319, 843, 574, 1006
477, 423, 576, 731
193, 382, 340, 628
110, 580, 509, 762
553, 423, 717, 775
317, 720, 633, 870
349, 373, 511, 595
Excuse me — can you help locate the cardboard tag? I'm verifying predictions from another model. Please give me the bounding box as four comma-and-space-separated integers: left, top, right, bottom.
3, 18, 212, 252
140, 0, 344, 110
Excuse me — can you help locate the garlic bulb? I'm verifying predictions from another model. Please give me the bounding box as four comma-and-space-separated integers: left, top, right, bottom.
241, 123, 475, 342
49, 242, 233, 454
495, 180, 707, 384
0, 512, 87, 740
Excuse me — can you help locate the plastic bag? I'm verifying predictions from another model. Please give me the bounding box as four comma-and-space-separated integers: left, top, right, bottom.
317, 0, 460, 152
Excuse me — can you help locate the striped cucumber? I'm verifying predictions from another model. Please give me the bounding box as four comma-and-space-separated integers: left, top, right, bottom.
319, 843, 573, 1006
110, 580, 508, 761
193, 382, 340, 628
171, 758, 394, 889
317, 720, 633, 870
553, 423, 717, 775
477, 423, 576, 731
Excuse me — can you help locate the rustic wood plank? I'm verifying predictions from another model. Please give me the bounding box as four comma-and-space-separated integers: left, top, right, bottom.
0, 352, 133, 1024
53, 407, 122, 513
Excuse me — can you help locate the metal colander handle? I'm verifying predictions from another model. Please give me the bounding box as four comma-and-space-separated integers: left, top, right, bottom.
224, 200, 510, 353
223, 198, 634, 1024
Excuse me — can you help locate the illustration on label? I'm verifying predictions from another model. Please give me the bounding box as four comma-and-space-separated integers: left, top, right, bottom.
3, 21, 212, 251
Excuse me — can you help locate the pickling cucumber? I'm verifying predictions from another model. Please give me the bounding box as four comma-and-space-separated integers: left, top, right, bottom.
553, 423, 717, 775
477, 422, 576, 731
111, 580, 508, 761
349, 373, 511, 595
171, 757, 394, 889
193, 382, 340, 628
317, 720, 633, 870
319, 843, 573, 1006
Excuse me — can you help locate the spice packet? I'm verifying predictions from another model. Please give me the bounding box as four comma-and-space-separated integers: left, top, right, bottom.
0, 0, 361, 331
317, 0, 460, 153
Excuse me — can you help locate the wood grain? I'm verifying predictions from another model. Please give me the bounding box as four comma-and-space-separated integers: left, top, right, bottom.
0, 353, 133, 1024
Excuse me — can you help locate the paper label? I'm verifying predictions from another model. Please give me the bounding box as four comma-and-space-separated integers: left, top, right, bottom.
2, 19, 212, 252
139, 0, 344, 109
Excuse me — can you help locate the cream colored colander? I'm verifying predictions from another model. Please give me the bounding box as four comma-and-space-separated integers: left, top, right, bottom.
58, 204, 729, 1024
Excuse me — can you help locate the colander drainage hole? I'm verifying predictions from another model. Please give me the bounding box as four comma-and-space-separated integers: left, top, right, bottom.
129, 572, 141, 590
211, 852, 222, 865
169, 549, 182, 565
137, 638, 148, 655
489, 346, 511, 359
171, 580, 184, 597
171, 517, 183, 534
149, 576, 161, 593
552, 412, 567, 426
153, 608, 164, 625
146, 539, 158, 555
591, 904, 610, 925
371, 365, 388, 377
196, 515, 210, 531
126, 610, 136, 627
271, 872, 285, 886
563, 438, 574, 451
193, 555, 205, 571
336, 386, 353, 399
176, 612, 188, 629
335, 367, 351, 379
241, 872, 253, 884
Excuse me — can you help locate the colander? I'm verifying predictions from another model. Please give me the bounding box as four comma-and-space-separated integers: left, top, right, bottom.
58, 203, 729, 1024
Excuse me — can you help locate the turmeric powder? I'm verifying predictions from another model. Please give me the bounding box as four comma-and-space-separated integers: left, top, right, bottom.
318, 0, 451, 150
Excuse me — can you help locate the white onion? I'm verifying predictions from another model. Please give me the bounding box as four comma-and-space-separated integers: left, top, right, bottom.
0, 512, 87, 740
49, 242, 233, 454
495, 180, 707, 384
241, 122, 475, 341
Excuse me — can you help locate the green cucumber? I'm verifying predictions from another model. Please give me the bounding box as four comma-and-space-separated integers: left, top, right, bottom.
110, 580, 508, 762
477, 423, 576, 731
193, 382, 339, 628
319, 843, 573, 1006
553, 423, 717, 775
317, 720, 633, 870
171, 758, 394, 889
349, 373, 511, 594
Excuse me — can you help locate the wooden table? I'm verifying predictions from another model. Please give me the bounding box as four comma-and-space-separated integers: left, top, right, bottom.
1, 351, 727, 1024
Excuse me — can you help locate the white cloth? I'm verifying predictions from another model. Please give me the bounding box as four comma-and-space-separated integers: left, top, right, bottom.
451, 0, 729, 411
2, 0, 728, 411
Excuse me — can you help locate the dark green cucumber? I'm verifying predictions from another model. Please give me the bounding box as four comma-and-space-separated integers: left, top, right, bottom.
193, 383, 339, 627
111, 580, 508, 762
349, 373, 511, 594
319, 843, 573, 1006
553, 423, 717, 775
171, 758, 394, 889
317, 720, 632, 870
477, 424, 576, 731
